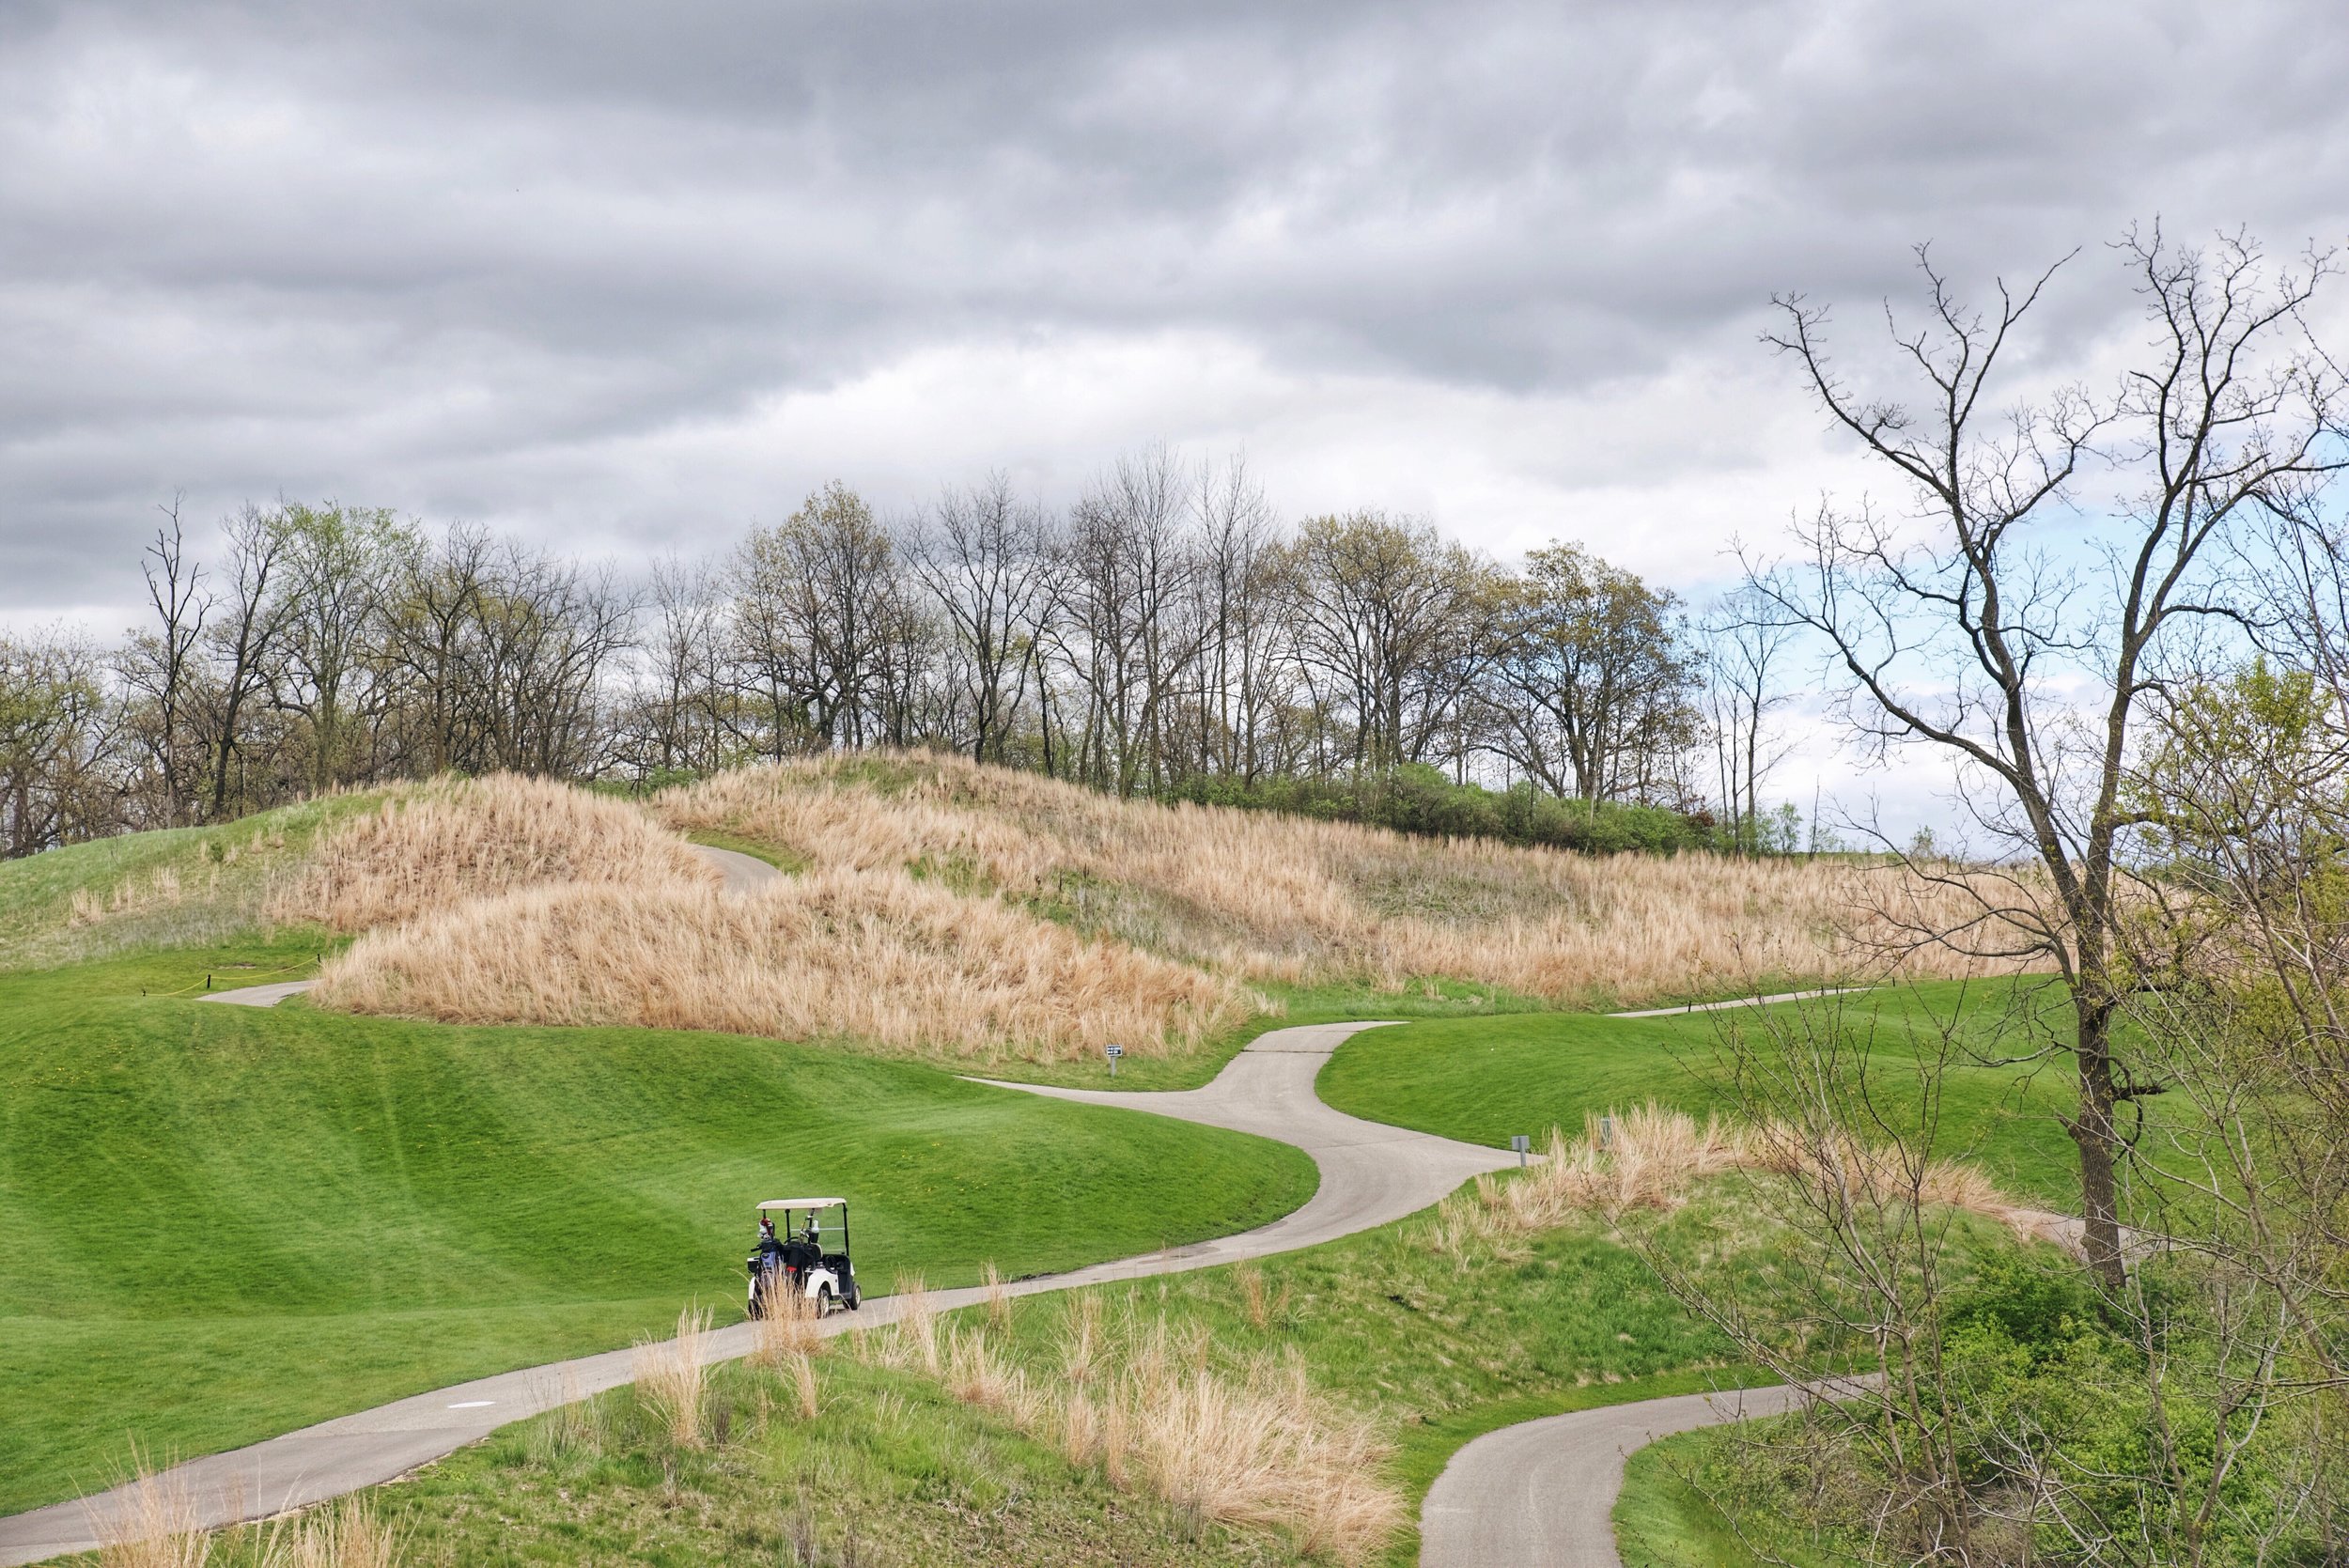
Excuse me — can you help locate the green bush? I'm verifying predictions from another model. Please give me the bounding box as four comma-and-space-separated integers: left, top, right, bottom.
1165, 765, 1720, 854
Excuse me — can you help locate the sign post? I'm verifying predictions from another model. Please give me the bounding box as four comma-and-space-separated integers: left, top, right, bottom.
1510, 1134, 1531, 1168
1105, 1043, 1124, 1079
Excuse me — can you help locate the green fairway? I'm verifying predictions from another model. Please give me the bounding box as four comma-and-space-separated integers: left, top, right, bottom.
1318, 980, 2091, 1206
0, 947, 1316, 1516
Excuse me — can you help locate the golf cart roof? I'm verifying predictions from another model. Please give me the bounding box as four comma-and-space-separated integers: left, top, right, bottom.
758, 1198, 847, 1211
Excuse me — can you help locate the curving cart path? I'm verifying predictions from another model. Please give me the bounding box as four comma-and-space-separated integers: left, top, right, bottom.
1420, 1386, 1814, 1567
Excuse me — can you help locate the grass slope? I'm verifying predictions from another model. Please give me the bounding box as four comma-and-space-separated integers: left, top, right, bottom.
194, 1172, 2046, 1566
1318, 979, 2091, 1206
0, 945, 1315, 1516
189, 1355, 1318, 1568
1614, 1428, 1761, 1568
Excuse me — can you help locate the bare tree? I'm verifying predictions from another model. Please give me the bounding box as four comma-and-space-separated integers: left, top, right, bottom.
626, 552, 736, 779
1190, 454, 1289, 783
1054, 450, 1203, 793
908, 474, 1053, 767
1702, 583, 1803, 850
202, 504, 295, 820
1754, 228, 2345, 1284
120, 499, 210, 827
1285, 510, 1496, 775
465, 541, 633, 778
380, 522, 490, 778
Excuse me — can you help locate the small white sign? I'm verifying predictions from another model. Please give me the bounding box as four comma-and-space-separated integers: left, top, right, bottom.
1104, 1045, 1124, 1057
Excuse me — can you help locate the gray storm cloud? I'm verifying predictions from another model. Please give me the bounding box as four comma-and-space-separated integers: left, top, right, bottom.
2, 0, 2345, 619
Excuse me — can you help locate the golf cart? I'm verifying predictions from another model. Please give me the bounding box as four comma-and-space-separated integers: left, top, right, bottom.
746, 1198, 860, 1318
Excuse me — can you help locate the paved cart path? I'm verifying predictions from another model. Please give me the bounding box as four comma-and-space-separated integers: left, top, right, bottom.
1418, 1380, 1878, 1568
1609, 986, 1869, 1018
1419, 1389, 1810, 1568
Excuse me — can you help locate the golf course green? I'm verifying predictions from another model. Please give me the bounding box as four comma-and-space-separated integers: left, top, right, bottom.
0, 942, 1317, 1515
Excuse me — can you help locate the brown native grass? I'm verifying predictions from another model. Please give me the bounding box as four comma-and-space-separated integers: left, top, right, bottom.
271, 773, 717, 933
92, 1448, 209, 1568
658, 751, 2033, 1007
876, 1298, 1401, 1563
254, 1498, 403, 1568
631, 1306, 712, 1449
303, 752, 2035, 1063
750, 1277, 824, 1363
1449, 1103, 2051, 1244
309, 864, 1248, 1062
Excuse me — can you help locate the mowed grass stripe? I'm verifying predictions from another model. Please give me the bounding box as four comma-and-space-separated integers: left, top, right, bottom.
0, 951, 1317, 1515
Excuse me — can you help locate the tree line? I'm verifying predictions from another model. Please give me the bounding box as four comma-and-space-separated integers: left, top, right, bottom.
1, 449, 1800, 860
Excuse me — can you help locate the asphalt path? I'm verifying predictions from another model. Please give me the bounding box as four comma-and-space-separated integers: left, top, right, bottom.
1610, 986, 1869, 1017
1419, 1380, 1875, 1567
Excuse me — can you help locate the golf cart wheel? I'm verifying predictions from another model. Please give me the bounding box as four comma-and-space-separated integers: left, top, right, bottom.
817, 1284, 836, 1317
746, 1292, 764, 1321
846, 1282, 861, 1311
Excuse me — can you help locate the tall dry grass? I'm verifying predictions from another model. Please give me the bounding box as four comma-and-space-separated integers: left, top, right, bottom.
271, 774, 716, 933
255, 1498, 402, 1568
893, 1274, 942, 1376
878, 1300, 1400, 1562
659, 752, 2036, 1007
751, 1277, 824, 1363
632, 1306, 712, 1449
309, 862, 1249, 1062
1450, 1104, 2044, 1242
92, 1450, 209, 1568
303, 753, 2036, 1063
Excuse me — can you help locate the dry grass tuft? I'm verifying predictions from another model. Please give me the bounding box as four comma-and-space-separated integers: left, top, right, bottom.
1455, 1103, 2042, 1242
257, 1498, 402, 1568
786, 1351, 820, 1421
70, 865, 209, 929
751, 1277, 823, 1363
894, 1275, 941, 1376
93, 1449, 210, 1568
894, 1301, 1401, 1563
658, 751, 2038, 1008
982, 1262, 1011, 1330
944, 1325, 1038, 1421
1060, 1291, 1103, 1387
632, 1307, 711, 1449
271, 774, 716, 933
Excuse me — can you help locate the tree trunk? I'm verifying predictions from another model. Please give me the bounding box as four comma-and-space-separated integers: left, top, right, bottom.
2070, 990, 2127, 1289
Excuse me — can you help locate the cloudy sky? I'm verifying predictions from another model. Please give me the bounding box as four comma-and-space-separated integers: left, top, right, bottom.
4, 0, 2344, 823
